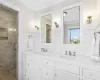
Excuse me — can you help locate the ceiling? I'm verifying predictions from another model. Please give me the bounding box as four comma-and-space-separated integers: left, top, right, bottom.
19, 0, 65, 11
1, 0, 82, 11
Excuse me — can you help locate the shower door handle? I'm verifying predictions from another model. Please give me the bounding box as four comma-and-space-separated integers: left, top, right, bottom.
14, 43, 16, 50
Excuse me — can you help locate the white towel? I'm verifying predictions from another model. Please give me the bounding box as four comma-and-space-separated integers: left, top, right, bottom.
91, 37, 96, 56
91, 33, 100, 60
95, 34, 100, 56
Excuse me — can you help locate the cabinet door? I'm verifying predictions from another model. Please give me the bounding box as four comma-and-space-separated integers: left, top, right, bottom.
28, 61, 43, 80
43, 66, 54, 80
55, 70, 80, 80
23, 55, 29, 80
23, 74, 29, 80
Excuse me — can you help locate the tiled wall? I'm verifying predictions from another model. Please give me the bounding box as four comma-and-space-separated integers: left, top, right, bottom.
0, 6, 17, 68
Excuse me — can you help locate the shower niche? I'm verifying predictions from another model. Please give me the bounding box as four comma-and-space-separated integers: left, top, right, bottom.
0, 17, 8, 40
0, 4, 18, 80
0, 27, 8, 40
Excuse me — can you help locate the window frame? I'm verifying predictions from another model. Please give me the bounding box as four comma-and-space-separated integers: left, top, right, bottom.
68, 27, 80, 44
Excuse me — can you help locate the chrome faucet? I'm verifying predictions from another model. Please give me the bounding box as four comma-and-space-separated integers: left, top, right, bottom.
65, 51, 68, 55
69, 50, 72, 56
65, 50, 76, 57
41, 48, 48, 52
73, 52, 76, 56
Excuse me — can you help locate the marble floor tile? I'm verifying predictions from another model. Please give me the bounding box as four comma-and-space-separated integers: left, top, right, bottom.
0, 68, 16, 80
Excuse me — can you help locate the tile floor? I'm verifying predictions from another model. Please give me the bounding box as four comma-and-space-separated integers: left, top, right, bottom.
0, 67, 16, 80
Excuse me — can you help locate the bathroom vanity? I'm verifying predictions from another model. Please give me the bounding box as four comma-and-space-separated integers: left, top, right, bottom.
22, 51, 100, 80
22, 2, 100, 80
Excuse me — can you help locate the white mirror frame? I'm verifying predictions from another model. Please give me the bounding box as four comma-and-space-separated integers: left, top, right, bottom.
61, 2, 83, 45
40, 11, 52, 44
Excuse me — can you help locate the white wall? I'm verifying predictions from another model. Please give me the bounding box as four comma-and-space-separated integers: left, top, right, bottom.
82, 0, 98, 55
0, 0, 100, 79
34, 0, 99, 56
18, 4, 35, 80
97, 0, 100, 21
0, 1, 35, 80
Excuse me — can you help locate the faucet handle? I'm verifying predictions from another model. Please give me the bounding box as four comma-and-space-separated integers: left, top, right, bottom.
41, 48, 44, 52
41, 48, 48, 52
69, 50, 72, 56
45, 49, 48, 52
65, 51, 68, 55
73, 52, 76, 56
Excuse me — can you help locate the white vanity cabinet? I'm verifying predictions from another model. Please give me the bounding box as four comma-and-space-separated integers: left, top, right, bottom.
55, 70, 80, 80
42, 58, 55, 80
55, 62, 80, 75
43, 66, 54, 80
55, 61, 80, 80
28, 61, 43, 80
23, 54, 100, 80
43, 59, 54, 67
82, 68, 100, 80
23, 54, 29, 80
22, 52, 43, 80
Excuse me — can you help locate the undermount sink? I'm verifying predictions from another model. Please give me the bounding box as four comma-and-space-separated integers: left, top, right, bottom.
60, 55, 77, 60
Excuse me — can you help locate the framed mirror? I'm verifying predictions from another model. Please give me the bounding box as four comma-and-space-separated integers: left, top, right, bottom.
41, 12, 52, 43
63, 3, 82, 44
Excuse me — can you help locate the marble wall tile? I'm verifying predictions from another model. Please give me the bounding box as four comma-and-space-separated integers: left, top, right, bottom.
0, 6, 17, 80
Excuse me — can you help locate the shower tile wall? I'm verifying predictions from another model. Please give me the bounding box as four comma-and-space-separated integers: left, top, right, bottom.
0, 6, 17, 80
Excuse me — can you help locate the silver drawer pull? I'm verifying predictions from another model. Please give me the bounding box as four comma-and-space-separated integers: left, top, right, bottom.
46, 73, 48, 75
39, 68, 41, 70
90, 73, 92, 76
55, 74, 57, 76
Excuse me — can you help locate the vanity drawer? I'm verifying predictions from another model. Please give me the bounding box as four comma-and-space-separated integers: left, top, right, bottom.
83, 78, 93, 80
43, 66, 54, 80
43, 59, 54, 67
83, 68, 100, 80
56, 62, 80, 75
27, 55, 42, 63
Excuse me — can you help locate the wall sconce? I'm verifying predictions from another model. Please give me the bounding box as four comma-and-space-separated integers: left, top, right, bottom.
63, 12, 67, 16
54, 22, 59, 28
87, 16, 92, 24
35, 26, 39, 30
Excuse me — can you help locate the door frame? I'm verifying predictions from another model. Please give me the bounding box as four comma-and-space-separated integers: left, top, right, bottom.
0, 2, 19, 80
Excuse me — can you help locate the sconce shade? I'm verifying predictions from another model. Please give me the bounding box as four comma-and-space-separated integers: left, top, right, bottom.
87, 16, 92, 24
54, 22, 59, 28
35, 26, 39, 30
63, 12, 67, 16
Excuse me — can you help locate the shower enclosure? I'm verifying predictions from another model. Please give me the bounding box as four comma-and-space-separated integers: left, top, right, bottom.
0, 4, 18, 80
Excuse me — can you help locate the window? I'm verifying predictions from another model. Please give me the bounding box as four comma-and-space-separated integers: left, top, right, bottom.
69, 28, 80, 44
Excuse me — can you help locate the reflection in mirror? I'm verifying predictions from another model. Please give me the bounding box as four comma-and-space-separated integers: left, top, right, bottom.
41, 14, 52, 43
63, 6, 80, 44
